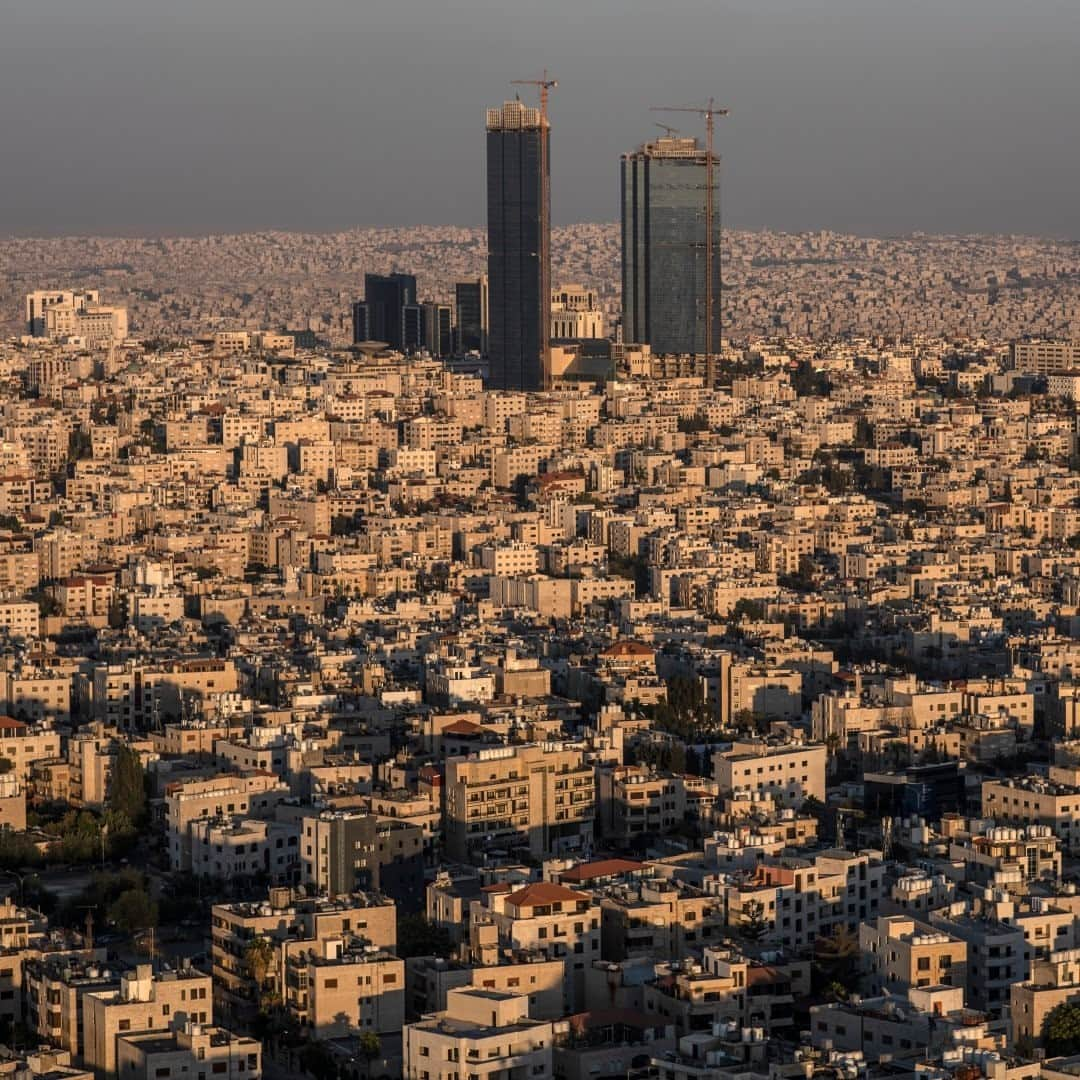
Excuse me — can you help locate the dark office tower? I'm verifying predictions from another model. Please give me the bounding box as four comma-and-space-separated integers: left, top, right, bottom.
486, 100, 550, 391
363, 272, 418, 351
455, 276, 489, 354
351, 301, 372, 345
402, 303, 423, 354
422, 302, 453, 359
621, 135, 722, 356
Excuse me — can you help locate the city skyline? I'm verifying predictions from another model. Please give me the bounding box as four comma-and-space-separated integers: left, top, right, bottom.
3, 0, 1080, 239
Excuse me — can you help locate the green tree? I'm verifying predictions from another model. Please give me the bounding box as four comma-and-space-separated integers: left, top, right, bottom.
108, 744, 147, 827
358, 1031, 381, 1076
109, 887, 158, 937
1044, 1002, 1080, 1056
814, 925, 860, 993
300, 1040, 339, 1080
740, 899, 769, 943
397, 914, 453, 959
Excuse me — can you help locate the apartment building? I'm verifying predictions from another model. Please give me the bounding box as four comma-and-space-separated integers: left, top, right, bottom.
0, 718, 61, 784
599, 877, 725, 963
297, 808, 424, 907
116, 1023, 261, 1080
211, 888, 396, 1016
444, 743, 595, 861
24, 955, 118, 1057
0, 667, 70, 724
166, 772, 290, 871
948, 824, 1061, 887
189, 817, 300, 884
712, 739, 826, 808
82, 965, 213, 1079
404, 988, 553, 1080
597, 766, 687, 844
284, 937, 404, 1036
929, 896, 1025, 1018
982, 776, 1080, 854
0, 601, 39, 640
643, 949, 749, 1037
470, 882, 600, 1013
1012, 949, 1080, 1046
859, 915, 967, 996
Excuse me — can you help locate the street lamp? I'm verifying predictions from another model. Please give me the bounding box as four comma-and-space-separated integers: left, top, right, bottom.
0, 869, 26, 906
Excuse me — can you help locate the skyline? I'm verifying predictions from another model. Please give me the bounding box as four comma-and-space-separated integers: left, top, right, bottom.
2, 0, 1079, 239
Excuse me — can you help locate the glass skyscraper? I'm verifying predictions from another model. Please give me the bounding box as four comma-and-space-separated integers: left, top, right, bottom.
486, 100, 549, 392
353, 272, 418, 351
621, 136, 721, 356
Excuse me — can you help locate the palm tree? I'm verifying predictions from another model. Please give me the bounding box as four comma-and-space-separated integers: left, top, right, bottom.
244, 936, 276, 1009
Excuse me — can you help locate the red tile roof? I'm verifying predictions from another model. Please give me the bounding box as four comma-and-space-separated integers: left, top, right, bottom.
504, 882, 591, 909
560, 859, 642, 883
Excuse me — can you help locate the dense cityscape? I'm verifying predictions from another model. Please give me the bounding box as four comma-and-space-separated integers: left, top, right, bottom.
4, 51, 1080, 1080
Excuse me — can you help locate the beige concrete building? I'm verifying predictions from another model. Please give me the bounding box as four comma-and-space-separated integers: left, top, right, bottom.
82, 965, 213, 1079
444, 743, 595, 861
1012, 949, 1080, 1046
469, 882, 600, 1013
597, 766, 686, 844
712, 739, 826, 808
116, 1023, 260, 1080
982, 776, 1080, 854
404, 987, 553, 1080
211, 888, 396, 1015
859, 915, 967, 996
284, 937, 404, 1036
0, 718, 60, 784
166, 772, 290, 870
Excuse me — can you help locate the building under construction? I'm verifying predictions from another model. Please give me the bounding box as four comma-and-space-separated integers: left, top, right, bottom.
486, 97, 551, 392
621, 133, 723, 363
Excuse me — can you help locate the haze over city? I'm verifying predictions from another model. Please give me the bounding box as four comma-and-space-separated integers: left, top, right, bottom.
8, 7, 1080, 1080
3, 0, 1080, 237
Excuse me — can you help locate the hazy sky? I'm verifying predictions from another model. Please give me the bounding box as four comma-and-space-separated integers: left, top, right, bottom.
2, 0, 1079, 238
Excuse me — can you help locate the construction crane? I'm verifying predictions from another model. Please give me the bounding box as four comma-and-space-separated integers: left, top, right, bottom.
511, 71, 557, 389
654, 122, 682, 139
650, 99, 729, 364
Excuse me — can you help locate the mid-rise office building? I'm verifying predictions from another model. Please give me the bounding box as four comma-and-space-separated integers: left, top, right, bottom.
551, 283, 605, 341
421, 301, 453, 358
621, 135, 721, 356
486, 99, 549, 391
455, 276, 489, 353
352, 273, 419, 351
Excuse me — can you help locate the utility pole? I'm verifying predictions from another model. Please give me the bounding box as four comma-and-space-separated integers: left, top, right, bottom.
511, 71, 557, 390
650, 99, 729, 366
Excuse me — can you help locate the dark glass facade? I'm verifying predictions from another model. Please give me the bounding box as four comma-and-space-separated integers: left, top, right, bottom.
621, 138, 721, 355
423, 302, 453, 358
455, 277, 488, 354
357, 272, 418, 351
351, 301, 372, 345
486, 101, 549, 391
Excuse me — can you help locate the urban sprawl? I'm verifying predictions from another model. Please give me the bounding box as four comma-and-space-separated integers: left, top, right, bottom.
1, 94, 1080, 1080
